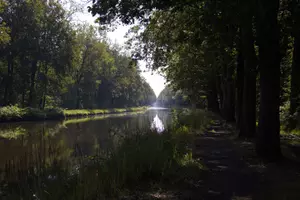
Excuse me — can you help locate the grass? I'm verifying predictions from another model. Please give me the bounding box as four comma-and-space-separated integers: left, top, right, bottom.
0, 106, 148, 122
63, 107, 147, 118
62, 112, 144, 126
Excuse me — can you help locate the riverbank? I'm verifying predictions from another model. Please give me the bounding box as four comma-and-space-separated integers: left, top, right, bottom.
63, 107, 147, 118
0, 106, 148, 123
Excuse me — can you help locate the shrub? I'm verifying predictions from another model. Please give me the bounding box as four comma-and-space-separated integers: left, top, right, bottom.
0, 106, 65, 122
0, 106, 24, 121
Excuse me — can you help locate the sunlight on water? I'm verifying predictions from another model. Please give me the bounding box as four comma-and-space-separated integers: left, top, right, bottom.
148, 107, 169, 110
151, 114, 165, 133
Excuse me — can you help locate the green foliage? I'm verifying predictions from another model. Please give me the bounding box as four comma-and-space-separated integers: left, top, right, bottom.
124, 3, 238, 110
172, 109, 213, 133
0, 0, 10, 45
0, 106, 64, 122
0, 106, 24, 121
0, 0, 155, 110
90, 0, 300, 158
157, 86, 190, 107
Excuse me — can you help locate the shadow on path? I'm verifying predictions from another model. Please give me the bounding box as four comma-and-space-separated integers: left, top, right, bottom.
187, 119, 300, 200
123, 119, 300, 200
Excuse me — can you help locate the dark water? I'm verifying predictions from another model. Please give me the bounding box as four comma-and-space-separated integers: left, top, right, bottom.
0, 108, 172, 183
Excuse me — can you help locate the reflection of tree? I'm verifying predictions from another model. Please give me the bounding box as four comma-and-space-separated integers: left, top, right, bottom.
0, 109, 175, 198
0, 122, 73, 182
0, 126, 26, 139
0, 121, 65, 139
0, 110, 173, 170
0, 110, 173, 185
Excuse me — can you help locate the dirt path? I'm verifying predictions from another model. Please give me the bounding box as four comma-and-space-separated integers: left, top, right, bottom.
124, 119, 300, 200
188, 120, 258, 200
165, 119, 300, 200
185, 119, 300, 200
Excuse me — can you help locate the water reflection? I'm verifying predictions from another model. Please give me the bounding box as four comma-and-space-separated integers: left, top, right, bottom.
0, 109, 172, 184
151, 114, 165, 133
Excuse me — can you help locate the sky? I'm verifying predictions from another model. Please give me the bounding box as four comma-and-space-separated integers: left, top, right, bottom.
68, 1, 166, 97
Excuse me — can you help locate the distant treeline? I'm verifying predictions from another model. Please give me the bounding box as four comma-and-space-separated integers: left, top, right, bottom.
156, 87, 191, 107
0, 0, 156, 109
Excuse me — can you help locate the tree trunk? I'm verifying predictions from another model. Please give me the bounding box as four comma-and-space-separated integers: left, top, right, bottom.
239, 18, 257, 138
207, 75, 220, 113
256, 0, 281, 160
21, 77, 26, 108
236, 42, 244, 129
75, 76, 82, 109
28, 61, 38, 107
22, 90, 25, 108
216, 75, 223, 111
221, 65, 235, 122
39, 85, 47, 110
42, 84, 47, 109
76, 87, 81, 109
290, 34, 300, 128
3, 54, 13, 105
40, 67, 49, 110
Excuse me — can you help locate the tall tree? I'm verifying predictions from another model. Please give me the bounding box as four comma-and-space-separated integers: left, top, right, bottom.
90, 0, 285, 160
0, 0, 155, 109
238, 0, 257, 137
256, 0, 282, 159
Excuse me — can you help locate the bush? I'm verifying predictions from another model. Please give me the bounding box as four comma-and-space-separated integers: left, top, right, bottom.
280, 102, 300, 133
0, 106, 24, 121
0, 106, 65, 122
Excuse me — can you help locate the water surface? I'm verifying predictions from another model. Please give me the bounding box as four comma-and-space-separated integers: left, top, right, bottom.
0, 108, 171, 182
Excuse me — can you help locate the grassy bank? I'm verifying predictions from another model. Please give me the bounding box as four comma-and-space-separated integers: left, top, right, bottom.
0, 106, 148, 122
63, 107, 147, 118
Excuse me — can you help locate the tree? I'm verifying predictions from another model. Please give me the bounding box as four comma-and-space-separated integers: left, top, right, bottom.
0, 0, 10, 45
255, 0, 282, 159
288, 0, 300, 129
90, 0, 284, 160
0, 0, 155, 109
238, 0, 257, 138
